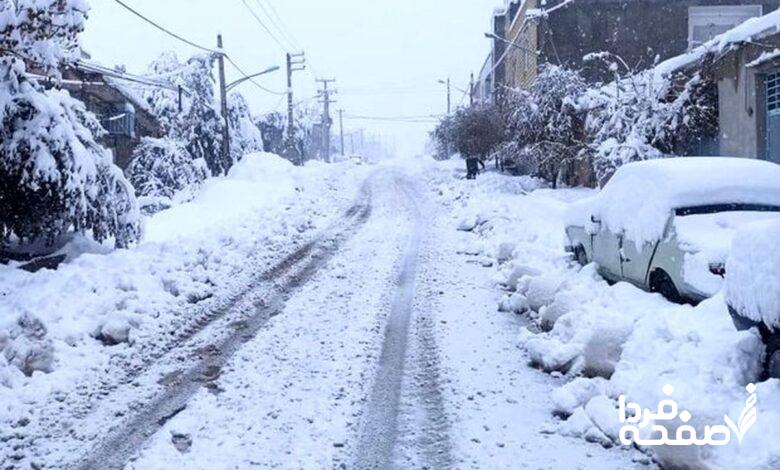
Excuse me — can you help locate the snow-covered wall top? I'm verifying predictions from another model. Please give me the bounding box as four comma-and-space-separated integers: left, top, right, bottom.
567, 157, 780, 244
655, 8, 780, 80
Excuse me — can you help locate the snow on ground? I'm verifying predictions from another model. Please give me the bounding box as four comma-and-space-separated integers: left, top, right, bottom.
0, 153, 369, 463
127, 169, 413, 469
427, 159, 779, 470
415, 161, 648, 469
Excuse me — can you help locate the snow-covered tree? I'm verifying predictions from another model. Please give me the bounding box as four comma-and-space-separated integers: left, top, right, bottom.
448, 105, 505, 160
502, 65, 587, 184
0, 0, 141, 249
125, 137, 208, 214
143, 52, 226, 175
256, 112, 286, 155
581, 53, 718, 184
227, 92, 264, 163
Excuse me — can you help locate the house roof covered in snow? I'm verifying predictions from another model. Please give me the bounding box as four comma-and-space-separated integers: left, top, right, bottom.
654, 8, 780, 80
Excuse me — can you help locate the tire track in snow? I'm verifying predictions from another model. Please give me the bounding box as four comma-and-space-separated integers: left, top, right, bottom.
65, 182, 373, 470
353, 176, 453, 469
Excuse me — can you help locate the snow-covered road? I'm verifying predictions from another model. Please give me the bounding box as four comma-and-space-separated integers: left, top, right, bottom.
4, 158, 655, 469
118, 164, 645, 469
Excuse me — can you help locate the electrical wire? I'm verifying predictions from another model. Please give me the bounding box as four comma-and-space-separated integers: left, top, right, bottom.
343, 113, 442, 123
224, 55, 286, 95
252, 0, 297, 51
263, 0, 301, 49
239, 0, 289, 52
110, 0, 287, 96
111, 0, 220, 54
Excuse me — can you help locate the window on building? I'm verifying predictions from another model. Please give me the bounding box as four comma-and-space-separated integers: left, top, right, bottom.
101, 102, 136, 138
688, 5, 763, 49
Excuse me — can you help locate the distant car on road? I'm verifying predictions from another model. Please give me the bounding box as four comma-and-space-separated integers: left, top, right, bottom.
726, 219, 780, 379
565, 158, 780, 303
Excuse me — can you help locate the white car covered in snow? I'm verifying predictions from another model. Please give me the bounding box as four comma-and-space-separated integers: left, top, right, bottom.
726, 219, 780, 378
565, 157, 780, 302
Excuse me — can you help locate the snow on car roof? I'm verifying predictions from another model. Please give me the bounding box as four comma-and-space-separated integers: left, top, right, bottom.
568, 157, 780, 245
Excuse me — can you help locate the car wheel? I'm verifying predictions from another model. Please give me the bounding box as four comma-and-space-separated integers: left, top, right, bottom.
574, 246, 588, 267
651, 270, 683, 304
766, 351, 780, 380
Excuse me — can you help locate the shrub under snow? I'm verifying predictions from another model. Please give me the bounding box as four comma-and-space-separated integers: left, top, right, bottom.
228, 92, 265, 164
126, 137, 209, 213
0, 1, 141, 249
143, 52, 227, 175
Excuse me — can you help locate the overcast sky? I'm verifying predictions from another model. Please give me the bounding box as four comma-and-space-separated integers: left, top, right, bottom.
83, 0, 503, 157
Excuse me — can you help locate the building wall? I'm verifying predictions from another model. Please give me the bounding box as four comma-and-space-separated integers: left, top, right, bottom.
545, 0, 780, 83
713, 34, 780, 161
718, 67, 761, 159
504, 0, 539, 90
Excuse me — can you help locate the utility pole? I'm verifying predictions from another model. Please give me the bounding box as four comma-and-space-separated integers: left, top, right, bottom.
446, 77, 452, 115
286, 52, 306, 165
217, 34, 230, 174
316, 78, 337, 163
338, 109, 345, 156
469, 73, 475, 107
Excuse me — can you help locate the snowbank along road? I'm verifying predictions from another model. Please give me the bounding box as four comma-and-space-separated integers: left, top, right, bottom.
7, 161, 651, 469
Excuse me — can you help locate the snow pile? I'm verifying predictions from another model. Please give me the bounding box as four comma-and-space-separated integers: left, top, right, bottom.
726, 219, 780, 330
0, 153, 366, 422
567, 157, 780, 245
433, 161, 780, 468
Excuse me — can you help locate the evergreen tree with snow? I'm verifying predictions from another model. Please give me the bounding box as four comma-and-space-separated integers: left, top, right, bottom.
227, 92, 264, 164
256, 112, 286, 155
126, 137, 209, 214
142, 52, 226, 176
0, 0, 141, 249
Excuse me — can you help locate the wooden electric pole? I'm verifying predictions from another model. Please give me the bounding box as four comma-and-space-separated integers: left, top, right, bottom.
338, 109, 345, 156
470, 73, 475, 107
446, 77, 451, 114
217, 34, 230, 174
316, 78, 337, 163
286, 52, 306, 165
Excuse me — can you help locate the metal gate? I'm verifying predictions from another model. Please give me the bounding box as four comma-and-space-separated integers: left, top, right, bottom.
766, 72, 780, 163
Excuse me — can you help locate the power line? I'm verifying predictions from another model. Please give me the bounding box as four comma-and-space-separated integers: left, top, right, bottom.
239, 0, 288, 52
111, 0, 295, 98
343, 113, 442, 123
224, 55, 286, 95
262, 0, 301, 49
252, 0, 297, 50
111, 0, 219, 54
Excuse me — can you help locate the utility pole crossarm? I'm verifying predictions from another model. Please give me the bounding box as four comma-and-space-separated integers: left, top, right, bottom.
286, 52, 306, 165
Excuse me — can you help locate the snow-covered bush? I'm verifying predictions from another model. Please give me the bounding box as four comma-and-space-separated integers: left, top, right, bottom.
0, 0, 87, 76
581, 53, 718, 184
0, 0, 141, 249
431, 112, 457, 161
256, 112, 286, 155
228, 92, 264, 163
126, 137, 209, 213
433, 104, 505, 161
143, 52, 226, 175
503, 65, 587, 184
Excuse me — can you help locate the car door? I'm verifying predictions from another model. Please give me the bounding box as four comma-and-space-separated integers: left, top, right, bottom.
621, 214, 671, 288
620, 237, 658, 287
590, 215, 623, 280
